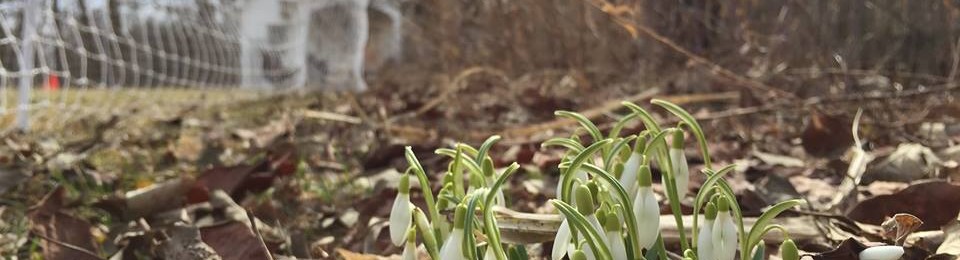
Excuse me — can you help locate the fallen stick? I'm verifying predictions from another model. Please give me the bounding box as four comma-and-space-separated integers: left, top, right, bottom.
488, 207, 820, 245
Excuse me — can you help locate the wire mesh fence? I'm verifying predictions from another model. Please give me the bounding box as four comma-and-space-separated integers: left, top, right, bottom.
0, 0, 388, 133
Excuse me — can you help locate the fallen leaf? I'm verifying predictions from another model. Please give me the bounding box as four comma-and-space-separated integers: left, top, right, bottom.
848, 181, 960, 230
801, 110, 854, 158
881, 213, 923, 244
161, 223, 223, 260
200, 222, 272, 260
336, 248, 397, 260
752, 149, 805, 168
28, 187, 101, 260
934, 212, 960, 257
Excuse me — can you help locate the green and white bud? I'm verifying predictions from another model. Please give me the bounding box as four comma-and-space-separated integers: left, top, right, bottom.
780, 238, 799, 260
633, 165, 660, 250
401, 228, 417, 260
390, 174, 413, 246
712, 197, 738, 260
669, 130, 690, 198
604, 208, 627, 260
698, 202, 717, 260
439, 204, 468, 260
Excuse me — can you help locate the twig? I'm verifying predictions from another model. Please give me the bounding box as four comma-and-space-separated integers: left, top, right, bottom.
246, 210, 275, 260
301, 109, 362, 124
583, 0, 797, 100
30, 230, 105, 260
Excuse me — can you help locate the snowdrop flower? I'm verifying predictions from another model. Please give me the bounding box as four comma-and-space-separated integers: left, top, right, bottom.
669, 130, 690, 198
604, 208, 628, 260
779, 238, 799, 260
576, 184, 606, 260
401, 228, 418, 260
697, 202, 717, 260
619, 150, 642, 199
859, 245, 904, 260
632, 165, 660, 251
390, 174, 413, 246
552, 218, 573, 260
440, 204, 468, 260
571, 249, 588, 260
712, 197, 738, 260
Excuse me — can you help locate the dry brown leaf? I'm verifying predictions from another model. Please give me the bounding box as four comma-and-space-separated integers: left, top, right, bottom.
848, 181, 960, 230
935, 213, 960, 256
880, 213, 923, 245
28, 187, 102, 260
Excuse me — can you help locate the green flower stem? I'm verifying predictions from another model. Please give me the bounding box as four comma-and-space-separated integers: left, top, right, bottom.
644, 128, 691, 252
404, 147, 444, 243
435, 148, 483, 179
543, 137, 586, 154
652, 99, 712, 169
452, 147, 466, 198
476, 135, 502, 164
745, 199, 804, 258
413, 208, 440, 259
603, 137, 637, 173
484, 163, 520, 260
560, 140, 612, 204
581, 163, 644, 259
691, 165, 737, 249
552, 200, 614, 260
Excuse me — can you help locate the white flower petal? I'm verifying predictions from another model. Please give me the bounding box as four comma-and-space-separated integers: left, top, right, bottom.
697, 219, 714, 260
859, 246, 904, 260
607, 230, 628, 260
440, 228, 466, 260
712, 211, 738, 260
669, 148, 690, 198
389, 193, 412, 246
401, 240, 418, 260
552, 219, 572, 260
633, 187, 660, 250
620, 153, 642, 199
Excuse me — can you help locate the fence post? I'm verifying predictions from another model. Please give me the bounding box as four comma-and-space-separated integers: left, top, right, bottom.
17, 0, 41, 131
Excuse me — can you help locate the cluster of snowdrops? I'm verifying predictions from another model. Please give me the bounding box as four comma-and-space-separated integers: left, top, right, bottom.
388, 100, 905, 260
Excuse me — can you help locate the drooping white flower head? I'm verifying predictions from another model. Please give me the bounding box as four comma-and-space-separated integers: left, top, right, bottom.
711, 197, 738, 260
604, 208, 628, 260
439, 204, 469, 260
620, 151, 643, 199
632, 165, 660, 250
669, 130, 690, 198
552, 218, 573, 260
859, 245, 904, 260
697, 202, 717, 260
390, 174, 413, 246
400, 228, 418, 260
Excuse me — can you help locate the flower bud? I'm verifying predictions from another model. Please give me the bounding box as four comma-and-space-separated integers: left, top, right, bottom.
780, 238, 799, 260
390, 174, 413, 246
575, 184, 597, 216
633, 178, 660, 250
619, 153, 642, 198
401, 228, 418, 260
712, 197, 738, 260
482, 157, 495, 177
858, 245, 904, 260
412, 208, 438, 257
570, 249, 588, 260
698, 202, 717, 260
605, 209, 628, 260
552, 219, 573, 260
669, 130, 690, 198
440, 204, 468, 260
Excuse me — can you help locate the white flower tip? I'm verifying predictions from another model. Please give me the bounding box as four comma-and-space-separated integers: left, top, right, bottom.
859, 245, 904, 260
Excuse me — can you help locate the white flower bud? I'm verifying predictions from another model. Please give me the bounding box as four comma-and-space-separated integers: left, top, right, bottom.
633, 167, 660, 250
390, 174, 413, 246
712, 198, 738, 260
552, 219, 573, 260
669, 130, 690, 198
858, 245, 904, 260
697, 202, 718, 260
